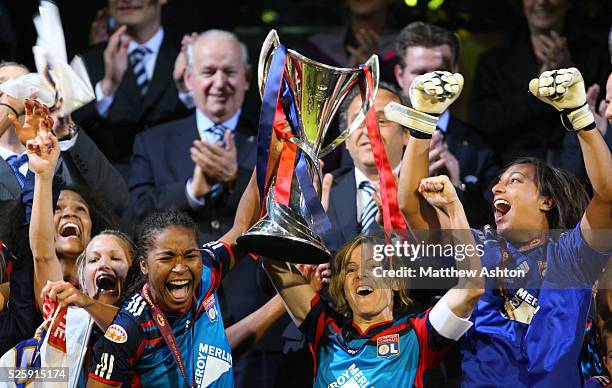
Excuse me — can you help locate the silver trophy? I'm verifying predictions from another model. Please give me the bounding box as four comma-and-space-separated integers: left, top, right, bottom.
237, 30, 379, 264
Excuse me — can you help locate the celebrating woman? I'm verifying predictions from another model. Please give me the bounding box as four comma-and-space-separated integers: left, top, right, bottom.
395, 68, 612, 387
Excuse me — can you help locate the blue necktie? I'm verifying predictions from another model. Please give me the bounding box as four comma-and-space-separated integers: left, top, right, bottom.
6, 154, 28, 189
129, 46, 151, 96
359, 181, 378, 232
206, 124, 227, 145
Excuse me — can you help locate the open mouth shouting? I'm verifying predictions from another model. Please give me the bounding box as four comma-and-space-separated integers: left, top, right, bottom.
166, 278, 193, 303
493, 198, 511, 223
94, 272, 121, 301
356, 284, 374, 297
59, 222, 81, 238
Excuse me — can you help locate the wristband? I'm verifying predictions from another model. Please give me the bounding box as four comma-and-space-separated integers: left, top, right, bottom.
560, 103, 595, 132
0, 103, 19, 117
384, 101, 437, 139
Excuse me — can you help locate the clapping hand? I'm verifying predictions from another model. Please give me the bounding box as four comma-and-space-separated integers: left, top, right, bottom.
173, 32, 199, 94
191, 130, 238, 183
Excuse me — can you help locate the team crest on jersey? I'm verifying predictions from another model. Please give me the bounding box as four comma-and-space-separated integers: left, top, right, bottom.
377, 334, 400, 358
105, 324, 128, 344
204, 295, 218, 322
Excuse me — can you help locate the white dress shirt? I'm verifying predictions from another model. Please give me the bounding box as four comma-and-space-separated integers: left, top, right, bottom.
353, 163, 401, 221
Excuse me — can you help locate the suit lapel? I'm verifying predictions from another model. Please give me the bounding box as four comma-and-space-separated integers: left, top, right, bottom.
0, 159, 20, 199
330, 169, 359, 243
233, 115, 257, 166
168, 115, 199, 179
141, 36, 176, 114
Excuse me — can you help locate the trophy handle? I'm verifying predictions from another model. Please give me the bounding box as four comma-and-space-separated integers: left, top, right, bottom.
258, 30, 281, 98
319, 55, 379, 157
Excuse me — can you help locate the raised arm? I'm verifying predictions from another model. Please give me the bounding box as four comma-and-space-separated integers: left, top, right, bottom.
529, 68, 612, 251
418, 175, 484, 318
386, 71, 464, 230
576, 126, 612, 251
262, 259, 316, 327
27, 128, 64, 308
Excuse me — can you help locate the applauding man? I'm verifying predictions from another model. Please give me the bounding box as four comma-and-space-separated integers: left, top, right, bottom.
128, 29, 256, 241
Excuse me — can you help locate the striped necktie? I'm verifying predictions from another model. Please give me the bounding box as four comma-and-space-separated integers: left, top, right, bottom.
6, 154, 28, 189
205, 124, 227, 146
129, 46, 151, 96
359, 181, 378, 232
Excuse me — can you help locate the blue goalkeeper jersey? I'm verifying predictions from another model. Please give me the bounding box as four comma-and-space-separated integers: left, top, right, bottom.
89, 241, 234, 387
461, 223, 610, 388
300, 294, 455, 388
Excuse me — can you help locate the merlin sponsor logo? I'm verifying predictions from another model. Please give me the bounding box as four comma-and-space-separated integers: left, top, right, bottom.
194, 342, 233, 387
328, 363, 373, 388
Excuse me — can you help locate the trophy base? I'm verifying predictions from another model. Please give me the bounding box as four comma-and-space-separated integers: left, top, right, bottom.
237, 233, 331, 264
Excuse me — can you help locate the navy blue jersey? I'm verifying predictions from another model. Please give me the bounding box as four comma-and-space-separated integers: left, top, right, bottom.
89, 241, 234, 387
461, 223, 611, 388
300, 294, 455, 388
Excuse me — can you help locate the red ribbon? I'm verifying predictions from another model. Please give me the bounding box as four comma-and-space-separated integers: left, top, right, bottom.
359, 66, 408, 233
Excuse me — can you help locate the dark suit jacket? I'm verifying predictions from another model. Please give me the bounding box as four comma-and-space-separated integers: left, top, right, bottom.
0, 130, 128, 214
445, 115, 499, 228
128, 112, 257, 241
72, 31, 190, 164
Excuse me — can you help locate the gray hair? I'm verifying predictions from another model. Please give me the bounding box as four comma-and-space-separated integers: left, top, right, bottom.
186, 29, 249, 69
338, 81, 409, 130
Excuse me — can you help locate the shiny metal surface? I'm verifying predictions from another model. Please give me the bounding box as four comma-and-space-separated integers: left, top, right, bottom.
239, 29, 379, 264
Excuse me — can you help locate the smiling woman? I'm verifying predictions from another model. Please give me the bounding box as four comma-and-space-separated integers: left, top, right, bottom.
396, 68, 612, 387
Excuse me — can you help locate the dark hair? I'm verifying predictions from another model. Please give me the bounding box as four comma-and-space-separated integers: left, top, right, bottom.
496, 157, 589, 229
395, 21, 460, 69
62, 184, 119, 236
122, 209, 199, 299
337, 81, 408, 130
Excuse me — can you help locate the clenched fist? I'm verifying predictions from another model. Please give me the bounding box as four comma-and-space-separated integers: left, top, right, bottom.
529, 67, 595, 132
410, 71, 464, 115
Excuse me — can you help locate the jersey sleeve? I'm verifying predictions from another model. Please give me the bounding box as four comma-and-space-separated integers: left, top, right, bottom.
299, 294, 337, 353
88, 305, 144, 386
200, 240, 234, 284
409, 307, 457, 375
547, 222, 612, 287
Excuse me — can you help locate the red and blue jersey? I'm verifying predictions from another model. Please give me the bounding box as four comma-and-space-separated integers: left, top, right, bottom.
89, 241, 234, 387
461, 223, 611, 388
300, 294, 455, 388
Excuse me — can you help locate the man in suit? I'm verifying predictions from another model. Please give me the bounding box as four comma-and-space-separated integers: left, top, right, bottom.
0, 62, 128, 215
323, 82, 408, 253
394, 21, 499, 228
72, 0, 190, 177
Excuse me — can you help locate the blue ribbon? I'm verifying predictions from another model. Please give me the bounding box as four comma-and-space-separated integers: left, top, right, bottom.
280, 80, 331, 234
256, 44, 287, 206
255, 46, 331, 235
